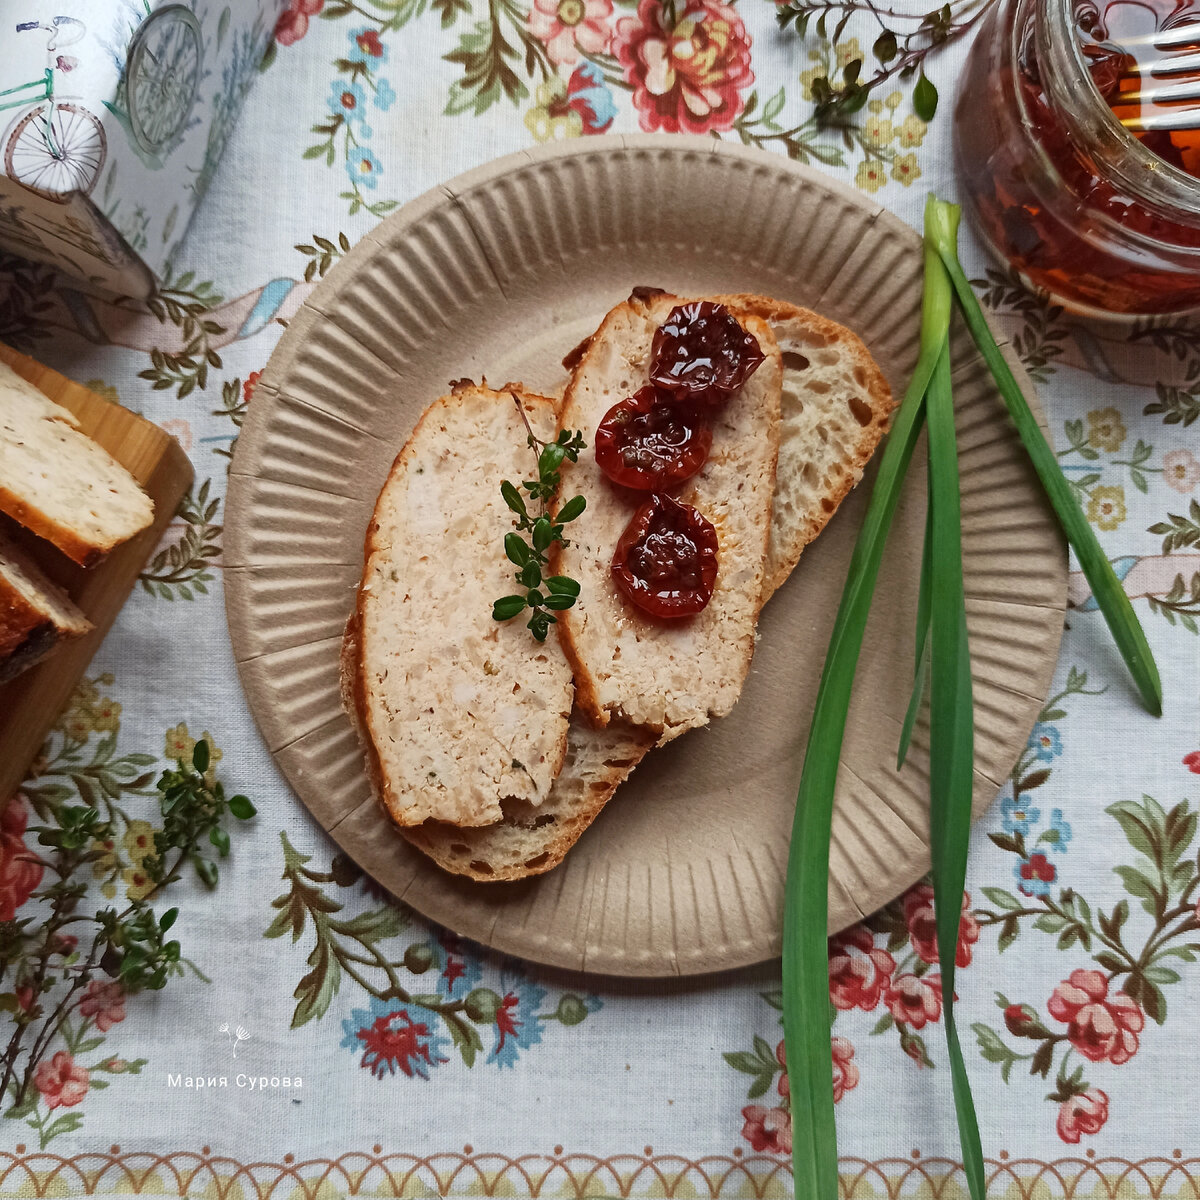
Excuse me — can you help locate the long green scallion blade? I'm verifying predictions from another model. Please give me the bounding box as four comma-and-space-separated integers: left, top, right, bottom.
923, 196, 986, 1200
927, 204, 1162, 718
896, 471, 933, 770
782, 237, 950, 1200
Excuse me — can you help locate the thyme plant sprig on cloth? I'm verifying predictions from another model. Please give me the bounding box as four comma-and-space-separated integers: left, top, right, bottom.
0, 739, 255, 1115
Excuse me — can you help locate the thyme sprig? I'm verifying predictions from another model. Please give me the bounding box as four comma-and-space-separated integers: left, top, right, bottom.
1, 738, 256, 1117
492, 394, 587, 642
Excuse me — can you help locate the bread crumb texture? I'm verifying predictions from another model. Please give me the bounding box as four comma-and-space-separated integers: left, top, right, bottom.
556, 293, 782, 740
357, 384, 574, 827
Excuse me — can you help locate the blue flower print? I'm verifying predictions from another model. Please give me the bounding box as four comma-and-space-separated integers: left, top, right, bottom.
489, 972, 547, 1069
1028, 723, 1063, 762
340, 996, 449, 1080
430, 934, 484, 1002
374, 78, 397, 111
1001, 791, 1041, 836
328, 79, 368, 128
347, 26, 388, 64
1040, 808, 1073, 855
346, 146, 382, 190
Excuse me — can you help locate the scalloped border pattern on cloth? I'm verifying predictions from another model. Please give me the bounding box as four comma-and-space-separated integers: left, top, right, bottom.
1, 1150, 1198, 1198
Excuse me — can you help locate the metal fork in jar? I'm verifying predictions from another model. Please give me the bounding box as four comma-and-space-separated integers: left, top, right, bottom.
1115, 22, 1200, 131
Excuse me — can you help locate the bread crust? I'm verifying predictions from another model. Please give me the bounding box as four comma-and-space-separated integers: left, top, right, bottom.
714, 293, 894, 598
0, 486, 107, 568
0, 534, 92, 683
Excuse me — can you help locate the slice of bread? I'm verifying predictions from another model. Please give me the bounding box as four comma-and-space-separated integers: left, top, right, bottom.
408, 295, 893, 882
0, 362, 154, 567
351, 381, 575, 828
0, 531, 92, 685
715, 295, 893, 599
403, 711, 655, 880
553, 290, 783, 742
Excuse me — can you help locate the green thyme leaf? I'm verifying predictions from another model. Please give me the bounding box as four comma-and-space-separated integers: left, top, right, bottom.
504, 533, 530, 566
493, 595, 527, 621
914, 71, 938, 121
557, 495, 587, 523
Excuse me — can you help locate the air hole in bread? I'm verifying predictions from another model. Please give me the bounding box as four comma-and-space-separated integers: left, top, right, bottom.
853, 366, 867, 388
821, 497, 835, 513
523, 853, 550, 869
802, 462, 819, 486
807, 379, 831, 395
469, 860, 494, 875
450, 843, 470, 854
532, 814, 555, 829
848, 396, 873, 427
782, 351, 810, 373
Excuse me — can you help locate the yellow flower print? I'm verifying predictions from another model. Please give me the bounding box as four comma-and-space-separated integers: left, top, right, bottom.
835, 38, 862, 69
885, 90, 903, 110
856, 160, 888, 194
868, 99, 884, 115
1087, 485, 1126, 531
61, 711, 93, 743
91, 837, 118, 881
1086, 407, 1127, 452
798, 67, 824, 101
198, 732, 223, 786
891, 153, 922, 186
91, 697, 121, 734
860, 116, 893, 148
122, 820, 155, 865
524, 77, 581, 144
164, 723, 195, 762
897, 114, 927, 148
122, 864, 155, 901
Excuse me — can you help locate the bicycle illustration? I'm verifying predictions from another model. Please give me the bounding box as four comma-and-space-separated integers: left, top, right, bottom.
1, 17, 106, 202
124, 5, 203, 155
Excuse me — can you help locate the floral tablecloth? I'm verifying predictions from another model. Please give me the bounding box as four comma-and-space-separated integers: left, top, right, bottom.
2, 1, 1200, 1196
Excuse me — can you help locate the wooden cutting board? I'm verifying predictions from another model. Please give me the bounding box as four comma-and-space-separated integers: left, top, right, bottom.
0, 343, 194, 805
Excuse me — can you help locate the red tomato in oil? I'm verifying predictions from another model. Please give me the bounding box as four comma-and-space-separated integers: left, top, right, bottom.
648, 301, 765, 406
610, 493, 719, 619
594, 386, 713, 491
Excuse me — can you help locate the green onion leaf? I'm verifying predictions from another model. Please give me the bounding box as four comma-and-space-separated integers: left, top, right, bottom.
557, 495, 587, 523
545, 575, 582, 596
505, 533, 530, 567
922, 199, 986, 1200
928, 200, 1161, 717
783, 232, 951, 1200
492, 595, 527, 621
897, 472, 933, 769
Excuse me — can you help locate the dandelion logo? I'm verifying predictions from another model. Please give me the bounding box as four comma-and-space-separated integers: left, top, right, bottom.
217, 1022, 251, 1058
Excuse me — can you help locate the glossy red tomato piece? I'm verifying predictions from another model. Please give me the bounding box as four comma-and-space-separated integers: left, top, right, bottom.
594, 386, 713, 491
648, 301, 765, 406
610, 493, 719, 619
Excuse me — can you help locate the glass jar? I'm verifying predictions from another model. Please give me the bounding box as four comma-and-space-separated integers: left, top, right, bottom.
954, 0, 1200, 317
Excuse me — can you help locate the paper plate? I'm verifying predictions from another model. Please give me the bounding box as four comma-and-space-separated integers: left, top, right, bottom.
225, 136, 1067, 977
